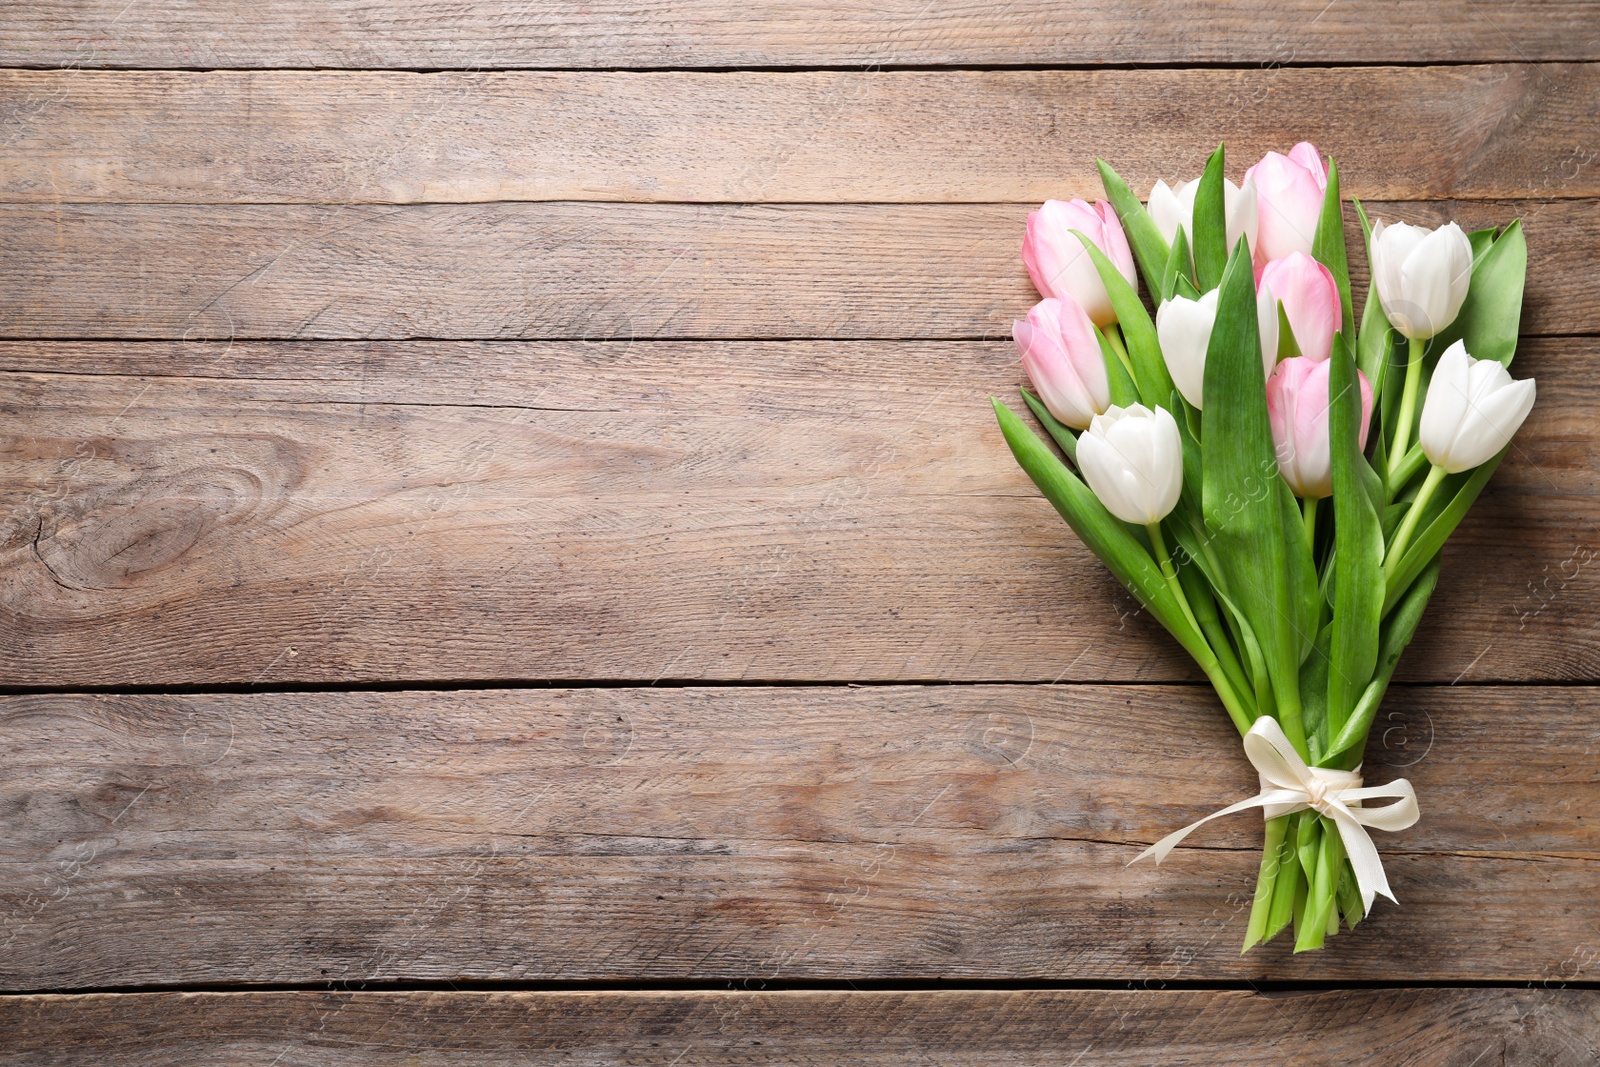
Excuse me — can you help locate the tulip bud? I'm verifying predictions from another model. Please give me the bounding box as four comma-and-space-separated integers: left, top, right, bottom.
1154, 287, 1280, 410
1147, 176, 1260, 260
1076, 404, 1184, 524
1022, 198, 1137, 328
1258, 252, 1341, 362
1245, 142, 1327, 264
1266, 356, 1374, 499
1013, 296, 1112, 430
1418, 340, 1536, 473
1370, 219, 1474, 340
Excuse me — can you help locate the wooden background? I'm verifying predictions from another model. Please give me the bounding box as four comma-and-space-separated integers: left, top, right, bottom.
2, 3, 1598, 1063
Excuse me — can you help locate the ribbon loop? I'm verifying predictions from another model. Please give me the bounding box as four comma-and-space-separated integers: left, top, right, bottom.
1129, 717, 1420, 915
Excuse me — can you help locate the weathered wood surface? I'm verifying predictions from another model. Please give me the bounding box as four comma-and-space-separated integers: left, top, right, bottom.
1, 336, 1590, 687
0, 200, 1592, 341
2, 67, 1598, 204
1, 685, 1595, 989
8, 2, 1600, 69
5, 989, 1599, 1066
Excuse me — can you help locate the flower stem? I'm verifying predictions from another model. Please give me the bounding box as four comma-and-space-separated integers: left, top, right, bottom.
1101, 323, 1135, 381
1384, 464, 1448, 578
1387, 336, 1426, 480
1146, 522, 1198, 631
1244, 815, 1291, 952
1385, 441, 1428, 499
1265, 811, 1306, 940
1301, 495, 1319, 552
1295, 816, 1343, 952
1147, 521, 1253, 738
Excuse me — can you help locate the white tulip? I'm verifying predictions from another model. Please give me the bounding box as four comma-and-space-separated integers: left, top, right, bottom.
1419, 340, 1536, 473
1148, 176, 1259, 260
1154, 287, 1279, 410
1076, 404, 1184, 525
1370, 219, 1474, 340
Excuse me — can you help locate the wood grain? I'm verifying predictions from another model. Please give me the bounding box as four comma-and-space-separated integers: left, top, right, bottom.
0, 336, 1590, 687
4, 1, 1598, 68
1, 685, 1595, 989
0, 200, 1593, 341
2, 67, 1598, 203
5, 989, 1599, 1066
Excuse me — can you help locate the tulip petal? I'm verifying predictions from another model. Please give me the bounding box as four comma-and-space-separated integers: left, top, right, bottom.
1419, 340, 1474, 469
1155, 290, 1217, 409
1452, 375, 1536, 472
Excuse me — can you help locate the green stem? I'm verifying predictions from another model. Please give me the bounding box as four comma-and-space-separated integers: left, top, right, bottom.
1301, 495, 1319, 553
1383, 464, 1447, 578
1274, 677, 1309, 763
1385, 441, 1427, 500
1146, 522, 1200, 635
1244, 815, 1290, 952
1337, 861, 1364, 931
1181, 565, 1255, 720
1265, 811, 1307, 941
1386, 336, 1426, 480
1101, 323, 1135, 382
1149, 521, 1253, 737
1295, 816, 1342, 952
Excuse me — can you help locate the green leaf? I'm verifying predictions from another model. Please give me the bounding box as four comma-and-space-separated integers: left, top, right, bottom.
1352, 200, 1393, 415
1161, 225, 1194, 303
1278, 480, 1319, 665
1072, 232, 1178, 411
1299, 621, 1333, 749
1326, 333, 1385, 739
1098, 328, 1141, 408
1383, 450, 1506, 614
1171, 388, 1204, 504
1178, 549, 1257, 721
1311, 158, 1356, 344
1430, 219, 1526, 367
1097, 158, 1172, 299
1191, 144, 1229, 291
1276, 300, 1301, 361
991, 398, 1210, 663
1019, 388, 1078, 464
1322, 555, 1441, 767
1201, 238, 1307, 757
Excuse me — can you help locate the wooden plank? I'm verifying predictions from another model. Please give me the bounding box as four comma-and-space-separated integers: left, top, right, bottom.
2, 67, 1598, 204
0, 336, 1591, 686
0, 685, 1595, 989
0, 200, 1592, 341
4, 989, 1598, 1065
4, 1, 1598, 68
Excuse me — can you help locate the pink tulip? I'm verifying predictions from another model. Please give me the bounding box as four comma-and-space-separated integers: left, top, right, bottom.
1022, 199, 1137, 328
1266, 356, 1373, 499
1259, 252, 1341, 362
1246, 142, 1327, 265
1013, 296, 1112, 430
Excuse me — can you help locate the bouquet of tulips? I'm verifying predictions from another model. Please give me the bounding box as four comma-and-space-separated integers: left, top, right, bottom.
994, 142, 1534, 952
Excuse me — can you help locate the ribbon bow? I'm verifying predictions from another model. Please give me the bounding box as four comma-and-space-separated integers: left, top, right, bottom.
1130, 717, 1420, 914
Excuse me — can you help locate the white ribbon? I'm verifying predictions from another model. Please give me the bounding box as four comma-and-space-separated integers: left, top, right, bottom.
1129, 716, 1420, 914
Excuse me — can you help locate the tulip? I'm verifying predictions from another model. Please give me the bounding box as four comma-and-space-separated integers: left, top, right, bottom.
1155, 287, 1279, 409
1022, 198, 1137, 327
1266, 356, 1373, 499
1258, 252, 1341, 363
1013, 296, 1112, 430
1245, 142, 1327, 264
1147, 176, 1259, 260
1370, 219, 1473, 340
1385, 340, 1536, 576
1076, 404, 1183, 525
1418, 340, 1536, 474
